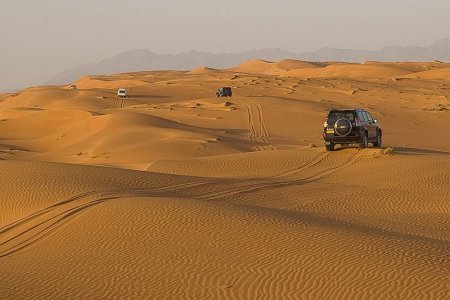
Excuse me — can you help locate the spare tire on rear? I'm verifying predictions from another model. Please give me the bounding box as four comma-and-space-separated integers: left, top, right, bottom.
334, 118, 352, 136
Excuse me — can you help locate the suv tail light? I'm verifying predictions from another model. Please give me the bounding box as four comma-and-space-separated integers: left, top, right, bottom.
355, 117, 361, 126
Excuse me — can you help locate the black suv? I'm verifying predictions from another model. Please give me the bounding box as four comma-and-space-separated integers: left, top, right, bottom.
216, 87, 232, 97
323, 109, 382, 151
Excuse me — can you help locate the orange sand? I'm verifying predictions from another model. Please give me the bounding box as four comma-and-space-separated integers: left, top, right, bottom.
0, 60, 449, 299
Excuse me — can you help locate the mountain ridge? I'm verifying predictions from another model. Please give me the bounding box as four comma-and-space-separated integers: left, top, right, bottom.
45, 38, 450, 85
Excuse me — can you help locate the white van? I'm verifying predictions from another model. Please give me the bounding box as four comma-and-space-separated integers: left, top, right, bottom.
117, 88, 127, 98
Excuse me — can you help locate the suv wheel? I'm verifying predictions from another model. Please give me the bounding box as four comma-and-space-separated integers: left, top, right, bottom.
325, 142, 335, 151
360, 133, 368, 149
373, 132, 382, 147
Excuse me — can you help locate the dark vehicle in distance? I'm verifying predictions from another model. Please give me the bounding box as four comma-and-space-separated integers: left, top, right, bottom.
216, 87, 232, 97
323, 108, 382, 151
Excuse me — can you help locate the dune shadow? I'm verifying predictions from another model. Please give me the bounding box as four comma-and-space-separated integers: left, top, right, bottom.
89, 111, 106, 116
228, 201, 450, 249
12, 107, 45, 111
328, 145, 449, 155
393, 147, 450, 155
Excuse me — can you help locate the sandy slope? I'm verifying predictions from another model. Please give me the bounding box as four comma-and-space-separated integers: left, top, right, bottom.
0, 60, 449, 299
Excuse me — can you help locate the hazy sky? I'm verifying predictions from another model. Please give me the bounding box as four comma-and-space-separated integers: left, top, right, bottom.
1, 0, 450, 91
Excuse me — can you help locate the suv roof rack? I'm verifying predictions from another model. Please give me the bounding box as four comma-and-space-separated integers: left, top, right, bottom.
331, 108, 365, 111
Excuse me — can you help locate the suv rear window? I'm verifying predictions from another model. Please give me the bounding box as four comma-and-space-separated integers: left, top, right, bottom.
327, 111, 355, 122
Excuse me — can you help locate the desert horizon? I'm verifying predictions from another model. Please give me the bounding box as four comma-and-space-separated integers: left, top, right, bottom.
0, 57, 449, 299
3, 37, 450, 93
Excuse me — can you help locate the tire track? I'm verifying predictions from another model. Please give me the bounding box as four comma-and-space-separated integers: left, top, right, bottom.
0, 151, 363, 257
0, 193, 119, 258
0, 181, 206, 258
195, 150, 363, 201
273, 152, 329, 178
245, 101, 261, 151
243, 99, 275, 151
301, 149, 362, 181
112, 97, 126, 109
249, 99, 271, 147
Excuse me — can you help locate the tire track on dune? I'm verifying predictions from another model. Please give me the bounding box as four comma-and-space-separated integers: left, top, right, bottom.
0, 193, 119, 258
0, 182, 206, 258
248, 99, 271, 147
245, 101, 260, 151
0, 151, 363, 257
195, 150, 362, 201
112, 97, 126, 109
301, 149, 361, 181
273, 152, 329, 178
242, 99, 275, 151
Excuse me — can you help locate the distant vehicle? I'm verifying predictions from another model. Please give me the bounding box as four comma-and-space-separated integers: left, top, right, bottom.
216, 87, 232, 97
69, 84, 77, 90
323, 108, 382, 151
117, 88, 128, 98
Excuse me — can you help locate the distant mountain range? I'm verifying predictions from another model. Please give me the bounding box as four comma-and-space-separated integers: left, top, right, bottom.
48, 38, 450, 85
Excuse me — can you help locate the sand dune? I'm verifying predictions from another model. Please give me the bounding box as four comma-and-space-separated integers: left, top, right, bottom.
232, 59, 322, 76
231, 59, 441, 80
0, 93, 7, 103
286, 63, 414, 79
401, 66, 450, 81
0, 59, 449, 299
187, 66, 221, 75
274, 59, 323, 70
232, 59, 275, 74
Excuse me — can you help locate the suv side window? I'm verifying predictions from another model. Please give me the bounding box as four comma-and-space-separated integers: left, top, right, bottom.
364, 112, 373, 122
357, 111, 367, 122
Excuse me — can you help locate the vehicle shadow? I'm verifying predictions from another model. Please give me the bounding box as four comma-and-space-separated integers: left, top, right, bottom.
332, 144, 360, 151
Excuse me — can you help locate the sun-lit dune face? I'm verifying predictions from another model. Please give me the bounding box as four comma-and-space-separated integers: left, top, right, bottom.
1, 59, 450, 166
1, 60, 450, 299
400, 66, 450, 81
231, 59, 322, 76
363, 61, 450, 73
186, 66, 221, 75
0, 93, 7, 102
274, 59, 322, 71
285, 63, 415, 79
231, 59, 275, 74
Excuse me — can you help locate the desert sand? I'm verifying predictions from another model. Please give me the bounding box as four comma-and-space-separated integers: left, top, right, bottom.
0, 60, 449, 299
